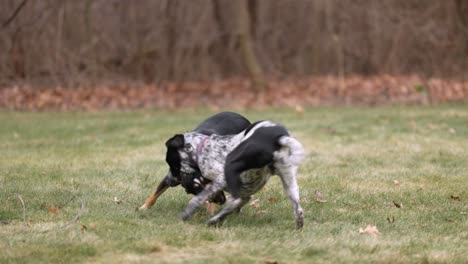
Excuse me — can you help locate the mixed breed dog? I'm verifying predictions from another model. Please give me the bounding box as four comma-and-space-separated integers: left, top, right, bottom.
138, 112, 305, 229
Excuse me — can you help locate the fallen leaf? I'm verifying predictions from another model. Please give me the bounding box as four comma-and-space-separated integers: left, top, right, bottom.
80, 225, 87, 232
48, 207, 60, 215
393, 180, 400, 186
326, 127, 336, 135
268, 197, 278, 202
392, 201, 402, 208
89, 223, 97, 229
314, 190, 323, 198
146, 243, 163, 253
450, 195, 461, 202
249, 198, 260, 208
113, 197, 122, 204
256, 210, 267, 215
314, 190, 327, 203
295, 105, 304, 115
3, 76, 468, 111
359, 224, 380, 236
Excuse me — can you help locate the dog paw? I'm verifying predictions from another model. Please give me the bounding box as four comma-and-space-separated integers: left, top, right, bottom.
138, 204, 149, 211
207, 217, 222, 227
180, 211, 192, 221
295, 209, 304, 229
296, 218, 304, 229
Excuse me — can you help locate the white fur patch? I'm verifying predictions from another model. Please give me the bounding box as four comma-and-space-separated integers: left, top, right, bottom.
241, 121, 277, 143
275, 136, 305, 166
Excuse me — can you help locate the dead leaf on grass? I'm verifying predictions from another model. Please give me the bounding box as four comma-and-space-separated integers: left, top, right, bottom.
393, 180, 400, 186
314, 190, 327, 203
47, 207, 60, 215
268, 197, 278, 203
294, 105, 304, 115
113, 197, 122, 204
80, 225, 87, 232
450, 195, 461, 202
256, 210, 267, 215
265, 259, 278, 264
314, 190, 323, 198
326, 127, 336, 135
359, 224, 380, 236
250, 198, 260, 208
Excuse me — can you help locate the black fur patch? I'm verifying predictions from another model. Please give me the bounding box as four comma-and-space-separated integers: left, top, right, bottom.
165, 134, 184, 180
195, 112, 251, 136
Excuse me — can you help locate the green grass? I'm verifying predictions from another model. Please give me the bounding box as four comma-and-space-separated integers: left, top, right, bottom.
1, 106, 467, 263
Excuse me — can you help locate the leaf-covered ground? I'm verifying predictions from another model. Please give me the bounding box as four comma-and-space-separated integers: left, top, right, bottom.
1, 75, 468, 110
1, 106, 467, 263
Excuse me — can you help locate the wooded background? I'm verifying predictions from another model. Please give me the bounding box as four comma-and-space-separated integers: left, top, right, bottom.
1, 0, 467, 86
1, 0, 468, 109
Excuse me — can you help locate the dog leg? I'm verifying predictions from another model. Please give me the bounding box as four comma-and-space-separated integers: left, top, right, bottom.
138, 178, 170, 210
209, 158, 255, 225
207, 196, 243, 226
206, 162, 245, 224
277, 165, 304, 229
181, 181, 224, 221
206, 202, 217, 215
234, 195, 252, 213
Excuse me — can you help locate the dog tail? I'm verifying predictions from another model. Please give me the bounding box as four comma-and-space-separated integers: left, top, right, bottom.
276, 136, 305, 166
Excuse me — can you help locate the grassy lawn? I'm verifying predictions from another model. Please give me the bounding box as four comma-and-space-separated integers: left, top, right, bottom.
1, 106, 467, 263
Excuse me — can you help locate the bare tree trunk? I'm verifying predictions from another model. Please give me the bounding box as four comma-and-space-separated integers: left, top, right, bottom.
455, 0, 468, 53
236, 0, 265, 93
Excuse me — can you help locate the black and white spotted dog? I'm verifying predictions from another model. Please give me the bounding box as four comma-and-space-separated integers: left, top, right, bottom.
139, 112, 251, 211
165, 121, 305, 229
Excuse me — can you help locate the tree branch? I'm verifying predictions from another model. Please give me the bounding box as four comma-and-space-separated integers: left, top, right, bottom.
2, 0, 29, 28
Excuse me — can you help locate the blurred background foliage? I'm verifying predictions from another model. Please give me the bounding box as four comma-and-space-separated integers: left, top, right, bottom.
1, 0, 467, 86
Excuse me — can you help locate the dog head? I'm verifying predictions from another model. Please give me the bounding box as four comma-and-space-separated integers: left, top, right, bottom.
165, 134, 226, 204
165, 134, 198, 182
181, 173, 226, 204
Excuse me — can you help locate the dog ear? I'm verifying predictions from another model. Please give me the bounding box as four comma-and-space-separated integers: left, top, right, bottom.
165, 134, 184, 148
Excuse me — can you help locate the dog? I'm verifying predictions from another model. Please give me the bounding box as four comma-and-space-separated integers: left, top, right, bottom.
165, 120, 305, 229
139, 112, 251, 210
